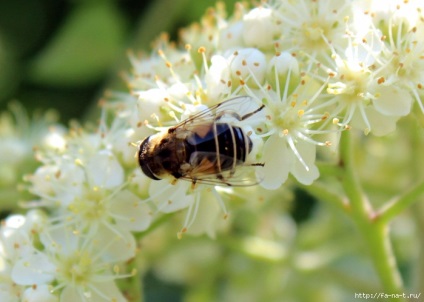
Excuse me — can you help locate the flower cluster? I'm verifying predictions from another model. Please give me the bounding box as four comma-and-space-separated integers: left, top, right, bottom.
1, 0, 423, 300
116, 0, 424, 227
0, 103, 64, 191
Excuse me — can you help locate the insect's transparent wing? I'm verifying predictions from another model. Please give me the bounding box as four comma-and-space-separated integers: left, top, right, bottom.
183, 166, 262, 187
173, 96, 265, 131
211, 96, 265, 124
180, 151, 262, 187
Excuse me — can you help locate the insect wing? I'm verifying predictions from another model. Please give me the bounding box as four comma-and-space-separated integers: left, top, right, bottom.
169, 96, 265, 187
181, 151, 261, 187
182, 166, 261, 187
173, 96, 264, 131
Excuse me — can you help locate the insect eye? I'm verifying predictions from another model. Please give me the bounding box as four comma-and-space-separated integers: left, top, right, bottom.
138, 138, 160, 180
158, 149, 171, 157
162, 161, 171, 169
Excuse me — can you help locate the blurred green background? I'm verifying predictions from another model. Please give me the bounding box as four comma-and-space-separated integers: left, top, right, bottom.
3, 1, 421, 301
0, 0, 234, 122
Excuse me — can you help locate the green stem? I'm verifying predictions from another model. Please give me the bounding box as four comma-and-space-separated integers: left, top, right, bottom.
339, 131, 367, 216
377, 180, 424, 224
298, 181, 347, 212
411, 116, 424, 293
123, 258, 143, 302
316, 161, 344, 178
339, 131, 404, 299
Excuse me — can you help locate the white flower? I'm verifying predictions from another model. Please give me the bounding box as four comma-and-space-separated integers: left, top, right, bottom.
259, 86, 328, 189
274, 0, 353, 54
266, 51, 300, 97
12, 226, 131, 302
227, 48, 267, 89
27, 130, 152, 259
185, 189, 229, 238
28, 161, 85, 207
232, 51, 335, 189
0, 103, 63, 188
373, 9, 424, 112
0, 214, 41, 263
262, 135, 319, 189
0, 212, 54, 302
365, 0, 423, 31
22, 285, 58, 302
242, 7, 280, 49
128, 41, 195, 89
323, 27, 413, 135
12, 252, 56, 285
205, 55, 232, 100
219, 21, 244, 50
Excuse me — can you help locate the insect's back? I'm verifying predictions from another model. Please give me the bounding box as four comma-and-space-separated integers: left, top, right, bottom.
186, 123, 252, 173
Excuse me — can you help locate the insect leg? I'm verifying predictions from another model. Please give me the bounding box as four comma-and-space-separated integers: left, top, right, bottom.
215, 104, 265, 121
214, 174, 232, 186
213, 122, 222, 175
240, 104, 265, 121
191, 178, 198, 190
228, 125, 237, 176
249, 162, 265, 167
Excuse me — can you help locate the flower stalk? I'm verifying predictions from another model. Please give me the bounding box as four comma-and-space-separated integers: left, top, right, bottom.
339, 130, 404, 298
378, 181, 424, 224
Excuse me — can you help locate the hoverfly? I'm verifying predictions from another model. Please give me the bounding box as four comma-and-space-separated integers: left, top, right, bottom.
137, 96, 265, 186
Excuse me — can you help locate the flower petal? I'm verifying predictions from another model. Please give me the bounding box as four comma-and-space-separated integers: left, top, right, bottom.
40, 226, 78, 256
290, 141, 319, 185
86, 150, 124, 189
260, 135, 291, 190
109, 190, 152, 232
186, 191, 224, 238
11, 252, 56, 285
22, 285, 58, 302
60, 286, 82, 302
0, 290, 20, 302
243, 7, 278, 48
149, 180, 193, 213
352, 106, 399, 136
90, 282, 127, 302
373, 86, 412, 116
94, 225, 136, 262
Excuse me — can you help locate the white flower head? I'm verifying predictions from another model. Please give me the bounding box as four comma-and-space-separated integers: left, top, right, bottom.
12, 226, 133, 302
0, 212, 54, 302
0, 103, 63, 188
0, 213, 45, 263
322, 25, 413, 135
128, 37, 196, 90
259, 84, 329, 189
274, 0, 354, 54
224, 49, 337, 189
205, 55, 232, 100
138, 163, 233, 239
27, 125, 152, 256
373, 9, 424, 112
365, 0, 424, 33
219, 21, 244, 50
242, 6, 280, 49
227, 47, 267, 89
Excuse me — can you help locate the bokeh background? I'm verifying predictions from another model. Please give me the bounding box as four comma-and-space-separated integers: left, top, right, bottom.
0, 0, 239, 122
1, 1, 422, 301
